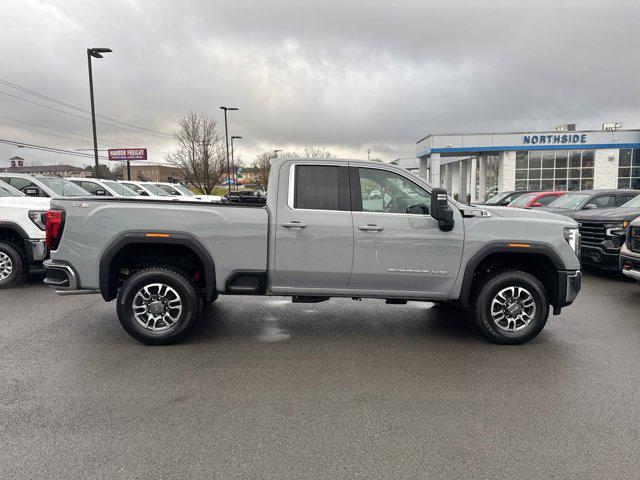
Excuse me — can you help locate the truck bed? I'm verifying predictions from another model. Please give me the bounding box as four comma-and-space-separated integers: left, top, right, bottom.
49, 197, 269, 292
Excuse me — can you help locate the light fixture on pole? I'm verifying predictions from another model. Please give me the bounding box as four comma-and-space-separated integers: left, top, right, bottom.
231, 135, 242, 190
87, 47, 113, 179
273, 149, 282, 159
219, 106, 239, 196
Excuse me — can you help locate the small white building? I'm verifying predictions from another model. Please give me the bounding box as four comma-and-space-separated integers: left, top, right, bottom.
416, 126, 640, 202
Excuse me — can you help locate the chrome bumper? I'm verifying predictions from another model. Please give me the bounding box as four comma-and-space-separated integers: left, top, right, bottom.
43, 259, 100, 295
26, 239, 47, 263
622, 268, 640, 281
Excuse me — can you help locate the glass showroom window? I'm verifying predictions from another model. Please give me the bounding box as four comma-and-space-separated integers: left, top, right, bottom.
515, 149, 594, 191
618, 149, 640, 189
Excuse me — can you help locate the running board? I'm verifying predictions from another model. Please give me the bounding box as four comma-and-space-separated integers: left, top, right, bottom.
292, 296, 330, 303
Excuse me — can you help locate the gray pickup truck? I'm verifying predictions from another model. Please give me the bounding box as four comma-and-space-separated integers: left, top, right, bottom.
44, 158, 582, 345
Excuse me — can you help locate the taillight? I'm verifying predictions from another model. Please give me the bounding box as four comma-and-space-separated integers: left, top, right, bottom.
45, 209, 65, 250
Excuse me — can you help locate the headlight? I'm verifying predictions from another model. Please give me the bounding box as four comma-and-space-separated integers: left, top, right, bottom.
564, 227, 580, 256
605, 221, 629, 236
28, 210, 47, 231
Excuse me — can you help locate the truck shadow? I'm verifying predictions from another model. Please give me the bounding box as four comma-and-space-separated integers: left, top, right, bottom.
184, 299, 487, 345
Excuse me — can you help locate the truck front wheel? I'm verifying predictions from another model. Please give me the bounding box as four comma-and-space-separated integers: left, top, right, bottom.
116, 267, 200, 345
0, 241, 25, 289
472, 269, 549, 345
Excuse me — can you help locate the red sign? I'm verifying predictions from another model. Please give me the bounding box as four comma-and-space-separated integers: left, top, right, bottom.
108, 148, 147, 161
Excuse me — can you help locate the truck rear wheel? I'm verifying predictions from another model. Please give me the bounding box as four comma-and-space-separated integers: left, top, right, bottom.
116, 267, 200, 345
472, 269, 549, 345
0, 241, 25, 289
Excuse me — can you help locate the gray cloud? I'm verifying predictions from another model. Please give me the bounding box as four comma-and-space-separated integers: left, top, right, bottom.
1, 0, 638, 167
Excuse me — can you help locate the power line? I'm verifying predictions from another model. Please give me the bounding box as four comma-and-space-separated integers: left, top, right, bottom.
0, 77, 174, 138
0, 116, 138, 148
0, 89, 174, 140
0, 116, 172, 154
0, 138, 109, 159
0, 121, 96, 146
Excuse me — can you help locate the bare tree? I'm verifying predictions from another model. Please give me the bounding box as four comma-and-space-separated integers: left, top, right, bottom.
301, 147, 333, 158
166, 112, 226, 194
252, 151, 274, 189
251, 147, 334, 189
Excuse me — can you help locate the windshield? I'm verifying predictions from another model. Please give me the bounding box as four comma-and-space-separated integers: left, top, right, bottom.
172, 184, 195, 196
156, 184, 182, 195
102, 180, 139, 196
37, 177, 90, 197
484, 192, 508, 204
509, 193, 537, 207
547, 193, 590, 210
0, 181, 25, 197
142, 183, 170, 196
620, 195, 640, 208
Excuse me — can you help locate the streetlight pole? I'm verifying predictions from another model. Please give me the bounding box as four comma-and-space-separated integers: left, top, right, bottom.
87, 47, 112, 179
231, 135, 242, 190
220, 106, 238, 197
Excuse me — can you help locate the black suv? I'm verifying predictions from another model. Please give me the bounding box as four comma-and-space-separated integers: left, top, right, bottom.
224, 190, 267, 205
572, 193, 640, 269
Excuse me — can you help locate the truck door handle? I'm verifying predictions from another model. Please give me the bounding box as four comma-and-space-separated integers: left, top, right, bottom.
358, 224, 384, 232
282, 221, 307, 229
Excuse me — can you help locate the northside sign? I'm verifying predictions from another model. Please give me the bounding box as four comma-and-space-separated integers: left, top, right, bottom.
107, 148, 148, 161
523, 133, 587, 145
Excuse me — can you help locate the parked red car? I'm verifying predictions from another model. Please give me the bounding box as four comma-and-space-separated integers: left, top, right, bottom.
508, 191, 566, 208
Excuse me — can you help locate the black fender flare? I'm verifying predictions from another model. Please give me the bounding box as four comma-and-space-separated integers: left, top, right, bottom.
458, 241, 565, 307
0, 222, 33, 262
99, 231, 216, 302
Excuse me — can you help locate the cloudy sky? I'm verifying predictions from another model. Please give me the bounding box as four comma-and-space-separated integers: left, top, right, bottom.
1, 0, 639, 168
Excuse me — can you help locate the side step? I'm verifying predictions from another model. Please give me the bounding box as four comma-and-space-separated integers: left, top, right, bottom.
385, 299, 408, 305
292, 296, 330, 303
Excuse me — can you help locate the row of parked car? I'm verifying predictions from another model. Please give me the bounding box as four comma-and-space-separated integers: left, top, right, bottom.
479, 188, 640, 274
0, 173, 266, 288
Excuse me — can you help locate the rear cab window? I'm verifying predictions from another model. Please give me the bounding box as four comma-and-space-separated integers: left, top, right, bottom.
292, 164, 350, 211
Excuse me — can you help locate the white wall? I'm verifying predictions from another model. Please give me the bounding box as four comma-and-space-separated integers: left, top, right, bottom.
593, 149, 618, 189
499, 150, 516, 191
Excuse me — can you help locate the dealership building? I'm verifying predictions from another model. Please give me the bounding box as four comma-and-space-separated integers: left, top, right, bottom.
416, 126, 640, 202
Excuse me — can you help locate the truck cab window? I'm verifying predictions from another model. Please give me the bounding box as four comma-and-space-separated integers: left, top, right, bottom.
358, 168, 430, 215
294, 165, 349, 211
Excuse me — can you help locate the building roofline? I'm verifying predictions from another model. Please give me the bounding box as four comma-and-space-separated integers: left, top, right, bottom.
417, 128, 640, 144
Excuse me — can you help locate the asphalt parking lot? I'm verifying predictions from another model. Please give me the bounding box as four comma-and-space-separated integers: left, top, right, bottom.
1, 271, 639, 479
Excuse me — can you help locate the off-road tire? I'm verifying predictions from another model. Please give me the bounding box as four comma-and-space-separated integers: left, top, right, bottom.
116, 267, 200, 345
472, 269, 549, 345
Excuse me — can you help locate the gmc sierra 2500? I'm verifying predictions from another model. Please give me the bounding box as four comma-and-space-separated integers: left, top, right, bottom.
44, 158, 582, 345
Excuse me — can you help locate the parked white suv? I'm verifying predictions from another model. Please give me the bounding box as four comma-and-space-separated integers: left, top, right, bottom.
0, 173, 89, 198
153, 182, 225, 203
0, 181, 49, 288
66, 178, 139, 197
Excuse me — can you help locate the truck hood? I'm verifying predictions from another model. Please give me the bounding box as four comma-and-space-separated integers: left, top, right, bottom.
481, 205, 577, 226
536, 207, 582, 219
0, 196, 51, 210
571, 206, 640, 223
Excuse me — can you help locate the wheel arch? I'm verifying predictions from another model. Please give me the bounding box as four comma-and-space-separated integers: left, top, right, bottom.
99, 231, 216, 303
0, 222, 30, 262
459, 242, 565, 308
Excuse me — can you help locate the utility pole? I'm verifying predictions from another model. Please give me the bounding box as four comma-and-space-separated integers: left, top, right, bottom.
231, 135, 242, 190
219, 106, 238, 197
367, 149, 370, 161
87, 47, 112, 178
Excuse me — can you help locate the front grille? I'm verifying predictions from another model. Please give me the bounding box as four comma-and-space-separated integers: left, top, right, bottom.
632, 227, 640, 252
579, 222, 606, 245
